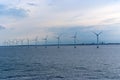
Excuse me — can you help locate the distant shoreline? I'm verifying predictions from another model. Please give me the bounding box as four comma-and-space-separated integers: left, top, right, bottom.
1, 43, 120, 47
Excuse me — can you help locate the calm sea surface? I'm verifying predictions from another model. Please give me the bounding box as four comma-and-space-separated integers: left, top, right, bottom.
0, 45, 120, 80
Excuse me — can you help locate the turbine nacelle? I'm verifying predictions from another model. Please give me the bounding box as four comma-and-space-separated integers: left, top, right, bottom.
93, 32, 102, 36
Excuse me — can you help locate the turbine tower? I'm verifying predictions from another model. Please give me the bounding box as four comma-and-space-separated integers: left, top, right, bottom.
93, 32, 102, 48
34, 36, 39, 48
55, 34, 62, 48
72, 32, 77, 48
20, 39, 24, 47
43, 36, 48, 48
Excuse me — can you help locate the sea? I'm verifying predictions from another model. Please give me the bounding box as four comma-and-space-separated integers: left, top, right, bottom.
0, 45, 120, 80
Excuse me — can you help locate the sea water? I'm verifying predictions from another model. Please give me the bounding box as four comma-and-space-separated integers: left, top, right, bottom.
0, 45, 120, 80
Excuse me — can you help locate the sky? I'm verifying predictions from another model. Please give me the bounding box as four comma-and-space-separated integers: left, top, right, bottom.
0, 0, 120, 45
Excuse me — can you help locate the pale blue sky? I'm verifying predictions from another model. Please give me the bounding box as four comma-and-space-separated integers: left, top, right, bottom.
0, 0, 120, 45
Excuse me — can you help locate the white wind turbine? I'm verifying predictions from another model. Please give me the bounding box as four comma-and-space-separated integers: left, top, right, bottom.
19, 39, 24, 47
43, 35, 48, 48
26, 38, 30, 48
33, 36, 39, 48
72, 32, 77, 48
55, 34, 62, 48
93, 32, 102, 48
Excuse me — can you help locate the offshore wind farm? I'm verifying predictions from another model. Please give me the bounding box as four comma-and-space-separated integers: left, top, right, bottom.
1, 32, 120, 80
2, 31, 103, 48
1, 30, 116, 49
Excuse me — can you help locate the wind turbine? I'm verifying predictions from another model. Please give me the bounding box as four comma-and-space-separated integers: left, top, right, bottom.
19, 39, 24, 47
26, 38, 30, 48
43, 35, 48, 48
55, 34, 62, 48
6, 40, 9, 46
15, 39, 19, 46
93, 32, 102, 48
33, 36, 39, 48
8, 40, 12, 46
72, 32, 77, 48
35, 36, 38, 45
3, 41, 6, 46
11, 40, 15, 46
3, 41, 8, 46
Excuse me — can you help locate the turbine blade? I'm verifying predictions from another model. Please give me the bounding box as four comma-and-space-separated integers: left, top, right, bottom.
92, 32, 97, 35
75, 32, 77, 36
59, 33, 62, 37
98, 32, 102, 35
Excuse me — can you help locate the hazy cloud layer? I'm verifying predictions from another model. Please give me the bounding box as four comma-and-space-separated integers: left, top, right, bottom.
0, 4, 28, 18
0, 25, 5, 30
27, 3, 37, 6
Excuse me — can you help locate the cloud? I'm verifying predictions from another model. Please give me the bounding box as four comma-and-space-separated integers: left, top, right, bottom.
1, 0, 120, 44
0, 4, 28, 18
27, 3, 37, 6
0, 25, 6, 30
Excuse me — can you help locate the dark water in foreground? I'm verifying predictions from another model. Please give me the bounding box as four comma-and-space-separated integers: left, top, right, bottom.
0, 45, 120, 80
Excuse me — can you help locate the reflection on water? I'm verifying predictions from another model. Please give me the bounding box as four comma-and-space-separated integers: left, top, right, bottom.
0, 45, 120, 80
